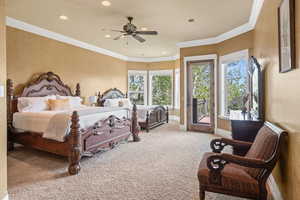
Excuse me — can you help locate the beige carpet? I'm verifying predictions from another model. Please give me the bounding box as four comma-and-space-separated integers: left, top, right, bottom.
8, 122, 248, 200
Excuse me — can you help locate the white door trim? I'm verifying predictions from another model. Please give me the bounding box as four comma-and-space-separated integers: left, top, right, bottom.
183, 54, 218, 132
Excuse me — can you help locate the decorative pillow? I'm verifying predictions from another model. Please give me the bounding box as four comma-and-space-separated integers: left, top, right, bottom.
103, 99, 120, 107
56, 95, 83, 108
118, 98, 132, 107
118, 100, 124, 107
18, 96, 56, 112
48, 99, 71, 111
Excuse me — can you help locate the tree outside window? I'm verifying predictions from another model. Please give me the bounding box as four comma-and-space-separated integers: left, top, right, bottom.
151, 75, 172, 105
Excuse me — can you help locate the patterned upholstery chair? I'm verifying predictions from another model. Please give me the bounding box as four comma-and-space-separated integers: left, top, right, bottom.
197, 122, 287, 200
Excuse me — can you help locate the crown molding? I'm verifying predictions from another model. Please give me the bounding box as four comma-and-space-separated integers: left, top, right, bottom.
6, 17, 179, 62
6, 0, 264, 62
176, 0, 265, 48
127, 54, 179, 62
6, 17, 128, 61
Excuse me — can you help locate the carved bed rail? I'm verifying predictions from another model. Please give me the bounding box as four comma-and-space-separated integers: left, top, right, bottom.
7, 72, 140, 175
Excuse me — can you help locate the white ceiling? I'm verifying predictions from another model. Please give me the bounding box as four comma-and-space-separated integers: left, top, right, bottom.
7, 0, 253, 59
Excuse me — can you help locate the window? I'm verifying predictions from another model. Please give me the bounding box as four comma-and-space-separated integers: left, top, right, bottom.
220, 50, 249, 118
174, 68, 180, 109
128, 70, 147, 105
149, 70, 173, 106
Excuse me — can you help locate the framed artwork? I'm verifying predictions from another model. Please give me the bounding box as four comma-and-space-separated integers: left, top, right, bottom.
278, 0, 295, 73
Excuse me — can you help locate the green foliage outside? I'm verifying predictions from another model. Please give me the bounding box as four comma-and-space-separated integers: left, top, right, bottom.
192, 64, 211, 117
129, 75, 145, 105
152, 75, 172, 105
225, 60, 247, 114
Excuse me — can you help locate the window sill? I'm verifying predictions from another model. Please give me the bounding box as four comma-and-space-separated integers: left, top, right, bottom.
218, 115, 230, 120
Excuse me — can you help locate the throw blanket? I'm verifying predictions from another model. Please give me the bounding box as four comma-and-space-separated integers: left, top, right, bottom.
43, 107, 129, 142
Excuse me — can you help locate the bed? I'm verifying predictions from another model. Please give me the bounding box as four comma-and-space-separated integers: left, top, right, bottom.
98, 88, 169, 132
7, 72, 140, 175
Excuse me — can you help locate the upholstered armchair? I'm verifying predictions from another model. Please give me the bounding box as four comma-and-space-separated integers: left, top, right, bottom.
198, 122, 287, 200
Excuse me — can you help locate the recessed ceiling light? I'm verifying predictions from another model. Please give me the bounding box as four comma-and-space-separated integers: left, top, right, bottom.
105, 34, 111, 38
141, 27, 148, 31
102, 1, 111, 6
162, 51, 167, 55
59, 15, 69, 20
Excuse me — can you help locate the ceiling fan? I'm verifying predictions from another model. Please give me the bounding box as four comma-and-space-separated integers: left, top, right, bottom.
111, 16, 158, 43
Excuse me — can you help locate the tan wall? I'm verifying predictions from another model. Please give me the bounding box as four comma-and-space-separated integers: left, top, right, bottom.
0, 0, 7, 199
6, 27, 128, 101
179, 32, 254, 127
253, 0, 300, 199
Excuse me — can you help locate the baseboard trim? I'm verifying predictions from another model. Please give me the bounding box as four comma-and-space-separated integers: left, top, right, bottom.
215, 128, 232, 138
2, 194, 9, 200
268, 175, 283, 200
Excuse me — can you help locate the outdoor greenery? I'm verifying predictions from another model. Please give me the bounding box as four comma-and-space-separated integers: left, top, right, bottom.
225, 60, 247, 114
192, 64, 211, 118
128, 74, 145, 105
151, 75, 172, 105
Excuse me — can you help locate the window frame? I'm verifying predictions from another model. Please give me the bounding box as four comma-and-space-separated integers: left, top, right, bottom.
219, 49, 249, 118
148, 69, 173, 107
127, 70, 148, 105
174, 68, 180, 109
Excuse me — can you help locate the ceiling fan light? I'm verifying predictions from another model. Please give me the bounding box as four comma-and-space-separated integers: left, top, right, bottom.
102, 1, 111, 7
59, 15, 68, 20
141, 27, 148, 31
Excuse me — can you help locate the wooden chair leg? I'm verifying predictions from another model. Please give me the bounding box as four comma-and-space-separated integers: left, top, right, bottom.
199, 187, 205, 200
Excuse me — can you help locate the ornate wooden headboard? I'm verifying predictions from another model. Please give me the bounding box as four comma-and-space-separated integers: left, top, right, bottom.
16, 72, 80, 97
7, 72, 80, 128
98, 88, 127, 106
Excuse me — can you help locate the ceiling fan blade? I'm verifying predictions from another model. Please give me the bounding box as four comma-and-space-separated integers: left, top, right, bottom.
111, 29, 125, 33
135, 31, 158, 35
132, 34, 146, 43
114, 35, 124, 40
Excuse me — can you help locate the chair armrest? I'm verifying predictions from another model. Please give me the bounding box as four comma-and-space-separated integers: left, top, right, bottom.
210, 138, 253, 153
206, 153, 269, 185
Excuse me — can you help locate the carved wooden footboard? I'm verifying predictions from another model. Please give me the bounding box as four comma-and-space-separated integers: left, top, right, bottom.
7, 72, 140, 175
139, 106, 169, 132
68, 105, 140, 175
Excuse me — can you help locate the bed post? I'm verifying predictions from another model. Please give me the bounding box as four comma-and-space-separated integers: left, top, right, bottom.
132, 104, 141, 142
68, 111, 82, 175
146, 111, 150, 133
75, 83, 81, 97
97, 91, 101, 106
7, 79, 14, 151
166, 106, 169, 123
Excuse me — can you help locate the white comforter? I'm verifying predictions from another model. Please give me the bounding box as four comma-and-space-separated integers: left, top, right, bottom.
135, 105, 160, 121
13, 106, 130, 142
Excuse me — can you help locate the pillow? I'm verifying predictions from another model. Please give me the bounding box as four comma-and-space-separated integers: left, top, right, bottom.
118, 101, 124, 107
48, 99, 71, 111
18, 96, 56, 112
118, 98, 132, 107
56, 95, 83, 108
103, 98, 120, 107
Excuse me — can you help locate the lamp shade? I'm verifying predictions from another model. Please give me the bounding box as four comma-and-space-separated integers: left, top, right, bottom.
88, 96, 97, 104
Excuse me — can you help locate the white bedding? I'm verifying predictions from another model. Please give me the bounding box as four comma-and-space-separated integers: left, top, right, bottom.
135, 105, 160, 121
13, 106, 130, 142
